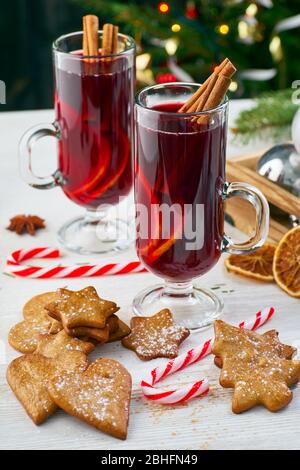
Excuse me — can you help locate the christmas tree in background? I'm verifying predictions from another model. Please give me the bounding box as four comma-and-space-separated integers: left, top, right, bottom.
75, 0, 300, 98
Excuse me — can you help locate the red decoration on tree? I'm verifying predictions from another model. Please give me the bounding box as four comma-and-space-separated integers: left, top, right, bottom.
156, 72, 178, 84
158, 2, 170, 14
185, 1, 198, 19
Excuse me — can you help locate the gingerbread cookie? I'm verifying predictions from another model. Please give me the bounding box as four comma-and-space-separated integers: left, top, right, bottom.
212, 320, 300, 413
8, 314, 62, 354
122, 309, 190, 360
107, 314, 119, 334
60, 315, 118, 343
23, 291, 62, 334
108, 319, 131, 343
214, 329, 296, 368
23, 292, 59, 320
48, 358, 132, 439
49, 307, 119, 343
46, 287, 119, 330
65, 324, 110, 343
35, 330, 95, 358
7, 351, 88, 424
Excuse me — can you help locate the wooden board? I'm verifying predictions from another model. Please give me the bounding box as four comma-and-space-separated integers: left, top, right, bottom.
225, 154, 298, 243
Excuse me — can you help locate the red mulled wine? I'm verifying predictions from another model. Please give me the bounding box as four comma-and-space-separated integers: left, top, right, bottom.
55, 53, 134, 209
135, 102, 227, 282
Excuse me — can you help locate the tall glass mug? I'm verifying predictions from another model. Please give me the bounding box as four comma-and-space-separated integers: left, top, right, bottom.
19, 31, 135, 254
134, 83, 269, 329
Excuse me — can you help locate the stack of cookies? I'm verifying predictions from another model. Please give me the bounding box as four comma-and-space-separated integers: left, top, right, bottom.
45, 287, 130, 344
8, 287, 130, 355
7, 286, 132, 439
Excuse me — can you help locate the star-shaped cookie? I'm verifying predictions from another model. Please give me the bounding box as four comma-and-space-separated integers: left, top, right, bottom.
212, 320, 300, 413
122, 309, 190, 360
45, 287, 119, 330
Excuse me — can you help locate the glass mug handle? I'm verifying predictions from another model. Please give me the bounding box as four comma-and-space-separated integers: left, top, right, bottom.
19, 122, 64, 189
222, 181, 269, 254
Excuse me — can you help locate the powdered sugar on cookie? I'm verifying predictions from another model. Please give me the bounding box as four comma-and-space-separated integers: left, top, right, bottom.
122, 309, 190, 360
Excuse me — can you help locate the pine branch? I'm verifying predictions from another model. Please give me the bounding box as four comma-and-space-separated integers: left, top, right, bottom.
233, 89, 298, 143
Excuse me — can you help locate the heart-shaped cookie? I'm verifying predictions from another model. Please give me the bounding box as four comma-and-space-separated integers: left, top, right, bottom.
35, 330, 95, 358
7, 351, 88, 424
48, 358, 132, 439
8, 314, 62, 354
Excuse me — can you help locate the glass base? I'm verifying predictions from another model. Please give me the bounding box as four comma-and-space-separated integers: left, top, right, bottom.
57, 211, 133, 255
132, 282, 224, 330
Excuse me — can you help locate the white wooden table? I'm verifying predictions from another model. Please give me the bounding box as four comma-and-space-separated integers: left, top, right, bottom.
0, 102, 299, 450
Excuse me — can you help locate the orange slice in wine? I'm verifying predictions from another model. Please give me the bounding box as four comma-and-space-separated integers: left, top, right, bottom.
147, 223, 183, 264
273, 226, 300, 297
72, 134, 111, 197
85, 130, 130, 201
224, 243, 276, 282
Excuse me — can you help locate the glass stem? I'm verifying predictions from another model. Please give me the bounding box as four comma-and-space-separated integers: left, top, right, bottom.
85, 208, 108, 224
164, 281, 194, 297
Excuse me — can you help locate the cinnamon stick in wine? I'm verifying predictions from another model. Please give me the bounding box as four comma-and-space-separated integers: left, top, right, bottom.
190, 73, 218, 114
102, 23, 119, 55
82, 15, 99, 60
178, 58, 237, 122
178, 58, 229, 113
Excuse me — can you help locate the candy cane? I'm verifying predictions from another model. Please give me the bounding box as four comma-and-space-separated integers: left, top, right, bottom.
141, 306, 275, 405
6, 247, 147, 279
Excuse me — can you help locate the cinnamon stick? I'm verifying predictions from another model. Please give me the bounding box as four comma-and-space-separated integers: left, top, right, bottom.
178, 58, 237, 122
178, 58, 229, 113
201, 74, 231, 111
190, 73, 218, 120
112, 25, 119, 53
102, 23, 119, 55
82, 15, 99, 60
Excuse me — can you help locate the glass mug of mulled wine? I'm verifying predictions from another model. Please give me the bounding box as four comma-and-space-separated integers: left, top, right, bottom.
19, 31, 135, 254
134, 83, 269, 329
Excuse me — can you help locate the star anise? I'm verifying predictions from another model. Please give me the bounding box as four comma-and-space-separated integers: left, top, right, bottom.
7, 214, 46, 236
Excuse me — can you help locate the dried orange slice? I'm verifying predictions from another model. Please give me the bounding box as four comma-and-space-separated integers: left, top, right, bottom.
273, 226, 300, 297
225, 243, 276, 282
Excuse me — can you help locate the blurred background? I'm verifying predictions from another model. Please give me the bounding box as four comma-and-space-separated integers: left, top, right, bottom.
1, 0, 300, 113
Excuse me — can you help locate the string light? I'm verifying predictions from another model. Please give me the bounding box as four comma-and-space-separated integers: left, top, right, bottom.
136, 54, 154, 86
158, 2, 170, 14
229, 81, 238, 92
165, 38, 179, 56
136, 53, 151, 71
218, 24, 230, 35
246, 3, 258, 17
238, 20, 249, 40
269, 36, 283, 62
171, 24, 181, 33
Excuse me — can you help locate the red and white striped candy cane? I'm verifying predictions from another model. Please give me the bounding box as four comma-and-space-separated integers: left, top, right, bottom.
6, 247, 147, 279
141, 306, 275, 405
